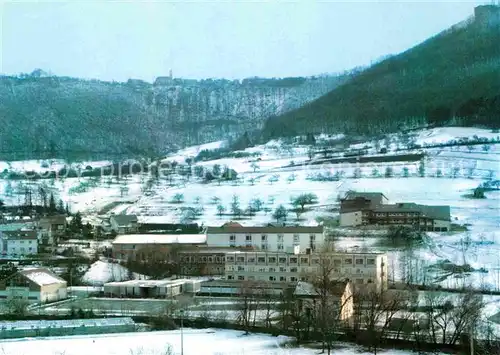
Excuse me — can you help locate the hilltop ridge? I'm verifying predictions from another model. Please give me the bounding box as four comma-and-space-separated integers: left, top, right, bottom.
0, 73, 348, 161
262, 5, 500, 138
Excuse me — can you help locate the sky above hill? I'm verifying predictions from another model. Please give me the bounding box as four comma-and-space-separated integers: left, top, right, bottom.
0, 0, 486, 82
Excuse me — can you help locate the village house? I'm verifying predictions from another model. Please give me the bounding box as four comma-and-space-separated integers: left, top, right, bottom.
205, 222, 324, 253
0, 267, 67, 303
0, 230, 38, 257
111, 233, 206, 261
224, 250, 388, 291
339, 192, 451, 231
109, 214, 139, 235
294, 280, 354, 324
38, 215, 67, 246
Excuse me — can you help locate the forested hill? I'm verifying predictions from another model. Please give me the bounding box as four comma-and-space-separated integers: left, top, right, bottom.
0, 73, 348, 161
262, 7, 500, 139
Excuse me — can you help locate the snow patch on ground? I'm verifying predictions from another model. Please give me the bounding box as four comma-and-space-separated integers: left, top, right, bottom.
81, 260, 143, 286
0, 328, 440, 355
414, 127, 499, 146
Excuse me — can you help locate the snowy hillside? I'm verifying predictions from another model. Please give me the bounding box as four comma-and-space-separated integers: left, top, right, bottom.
0, 126, 499, 290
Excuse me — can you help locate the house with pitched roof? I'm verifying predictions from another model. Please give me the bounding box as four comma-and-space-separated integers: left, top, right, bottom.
110, 214, 138, 234
0, 267, 67, 303
206, 222, 324, 253
294, 280, 354, 323
0, 230, 38, 257
38, 215, 67, 246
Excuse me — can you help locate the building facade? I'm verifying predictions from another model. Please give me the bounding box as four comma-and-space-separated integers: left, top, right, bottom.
109, 215, 139, 235
103, 279, 201, 298
111, 234, 206, 261
0, 268, 67, 303
0, 230, 38, 257
38, 215, 67, 246
294, 280, 354, 324
206, 223, 324, 253
224, 251, 388, 291
179, 247, 248, 276
340, 192, 450, 231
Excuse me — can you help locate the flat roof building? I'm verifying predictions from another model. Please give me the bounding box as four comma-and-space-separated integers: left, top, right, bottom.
103, 279, 202, 298
224, 250, 388, 291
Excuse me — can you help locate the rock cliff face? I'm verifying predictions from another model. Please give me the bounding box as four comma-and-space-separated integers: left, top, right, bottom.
0, 74, 346, 159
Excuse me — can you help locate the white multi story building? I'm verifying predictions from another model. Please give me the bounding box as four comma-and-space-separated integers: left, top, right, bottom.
224, 251, 388, 291
0, 230, 38, 257
205, 222, 324, 253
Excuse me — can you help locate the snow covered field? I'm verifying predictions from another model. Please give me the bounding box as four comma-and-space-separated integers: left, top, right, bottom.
0, 127, 498, 290
0, 328, 440, 355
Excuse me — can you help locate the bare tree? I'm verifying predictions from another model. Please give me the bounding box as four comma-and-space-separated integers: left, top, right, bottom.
358, 289, 411, 354
422, 290, 483, 347
216, 204, 226, 217
171, 193, 184, 204
305, 250, 352, 355
237, 280, 256, 334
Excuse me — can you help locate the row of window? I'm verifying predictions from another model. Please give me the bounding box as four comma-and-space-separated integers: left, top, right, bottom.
229, 242, 316, 251
227, 275, 300, 282
227, 266, 375, 275
226, 274, 375, 284
8, 247, 34, 252
182, 256, 224, 263
374, 212, 420, 217
230, 234, 317, 242
226, 255, 377, 266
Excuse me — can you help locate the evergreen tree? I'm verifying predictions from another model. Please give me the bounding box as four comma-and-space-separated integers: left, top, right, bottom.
49, 193, 57, 214
70, 212, 83, 232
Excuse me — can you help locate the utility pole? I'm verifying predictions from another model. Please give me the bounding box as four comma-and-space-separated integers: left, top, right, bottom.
180, 309, 184, 355
470, 324, 474, 355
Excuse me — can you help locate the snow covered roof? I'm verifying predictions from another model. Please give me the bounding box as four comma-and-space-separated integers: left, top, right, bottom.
206, 225, 323, 234
105, 279, 188, 288
19, 268, 66, 286
1, 230, 38, 240
343, 191, 388, 201
112, 234, 207, 245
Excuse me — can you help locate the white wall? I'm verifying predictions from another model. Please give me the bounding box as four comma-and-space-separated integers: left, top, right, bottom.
6, 239, 38, 256
339, 211, 363, 227
225, 253, 388, 291
0, 287, 40, 302
206, 232, 324, 252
